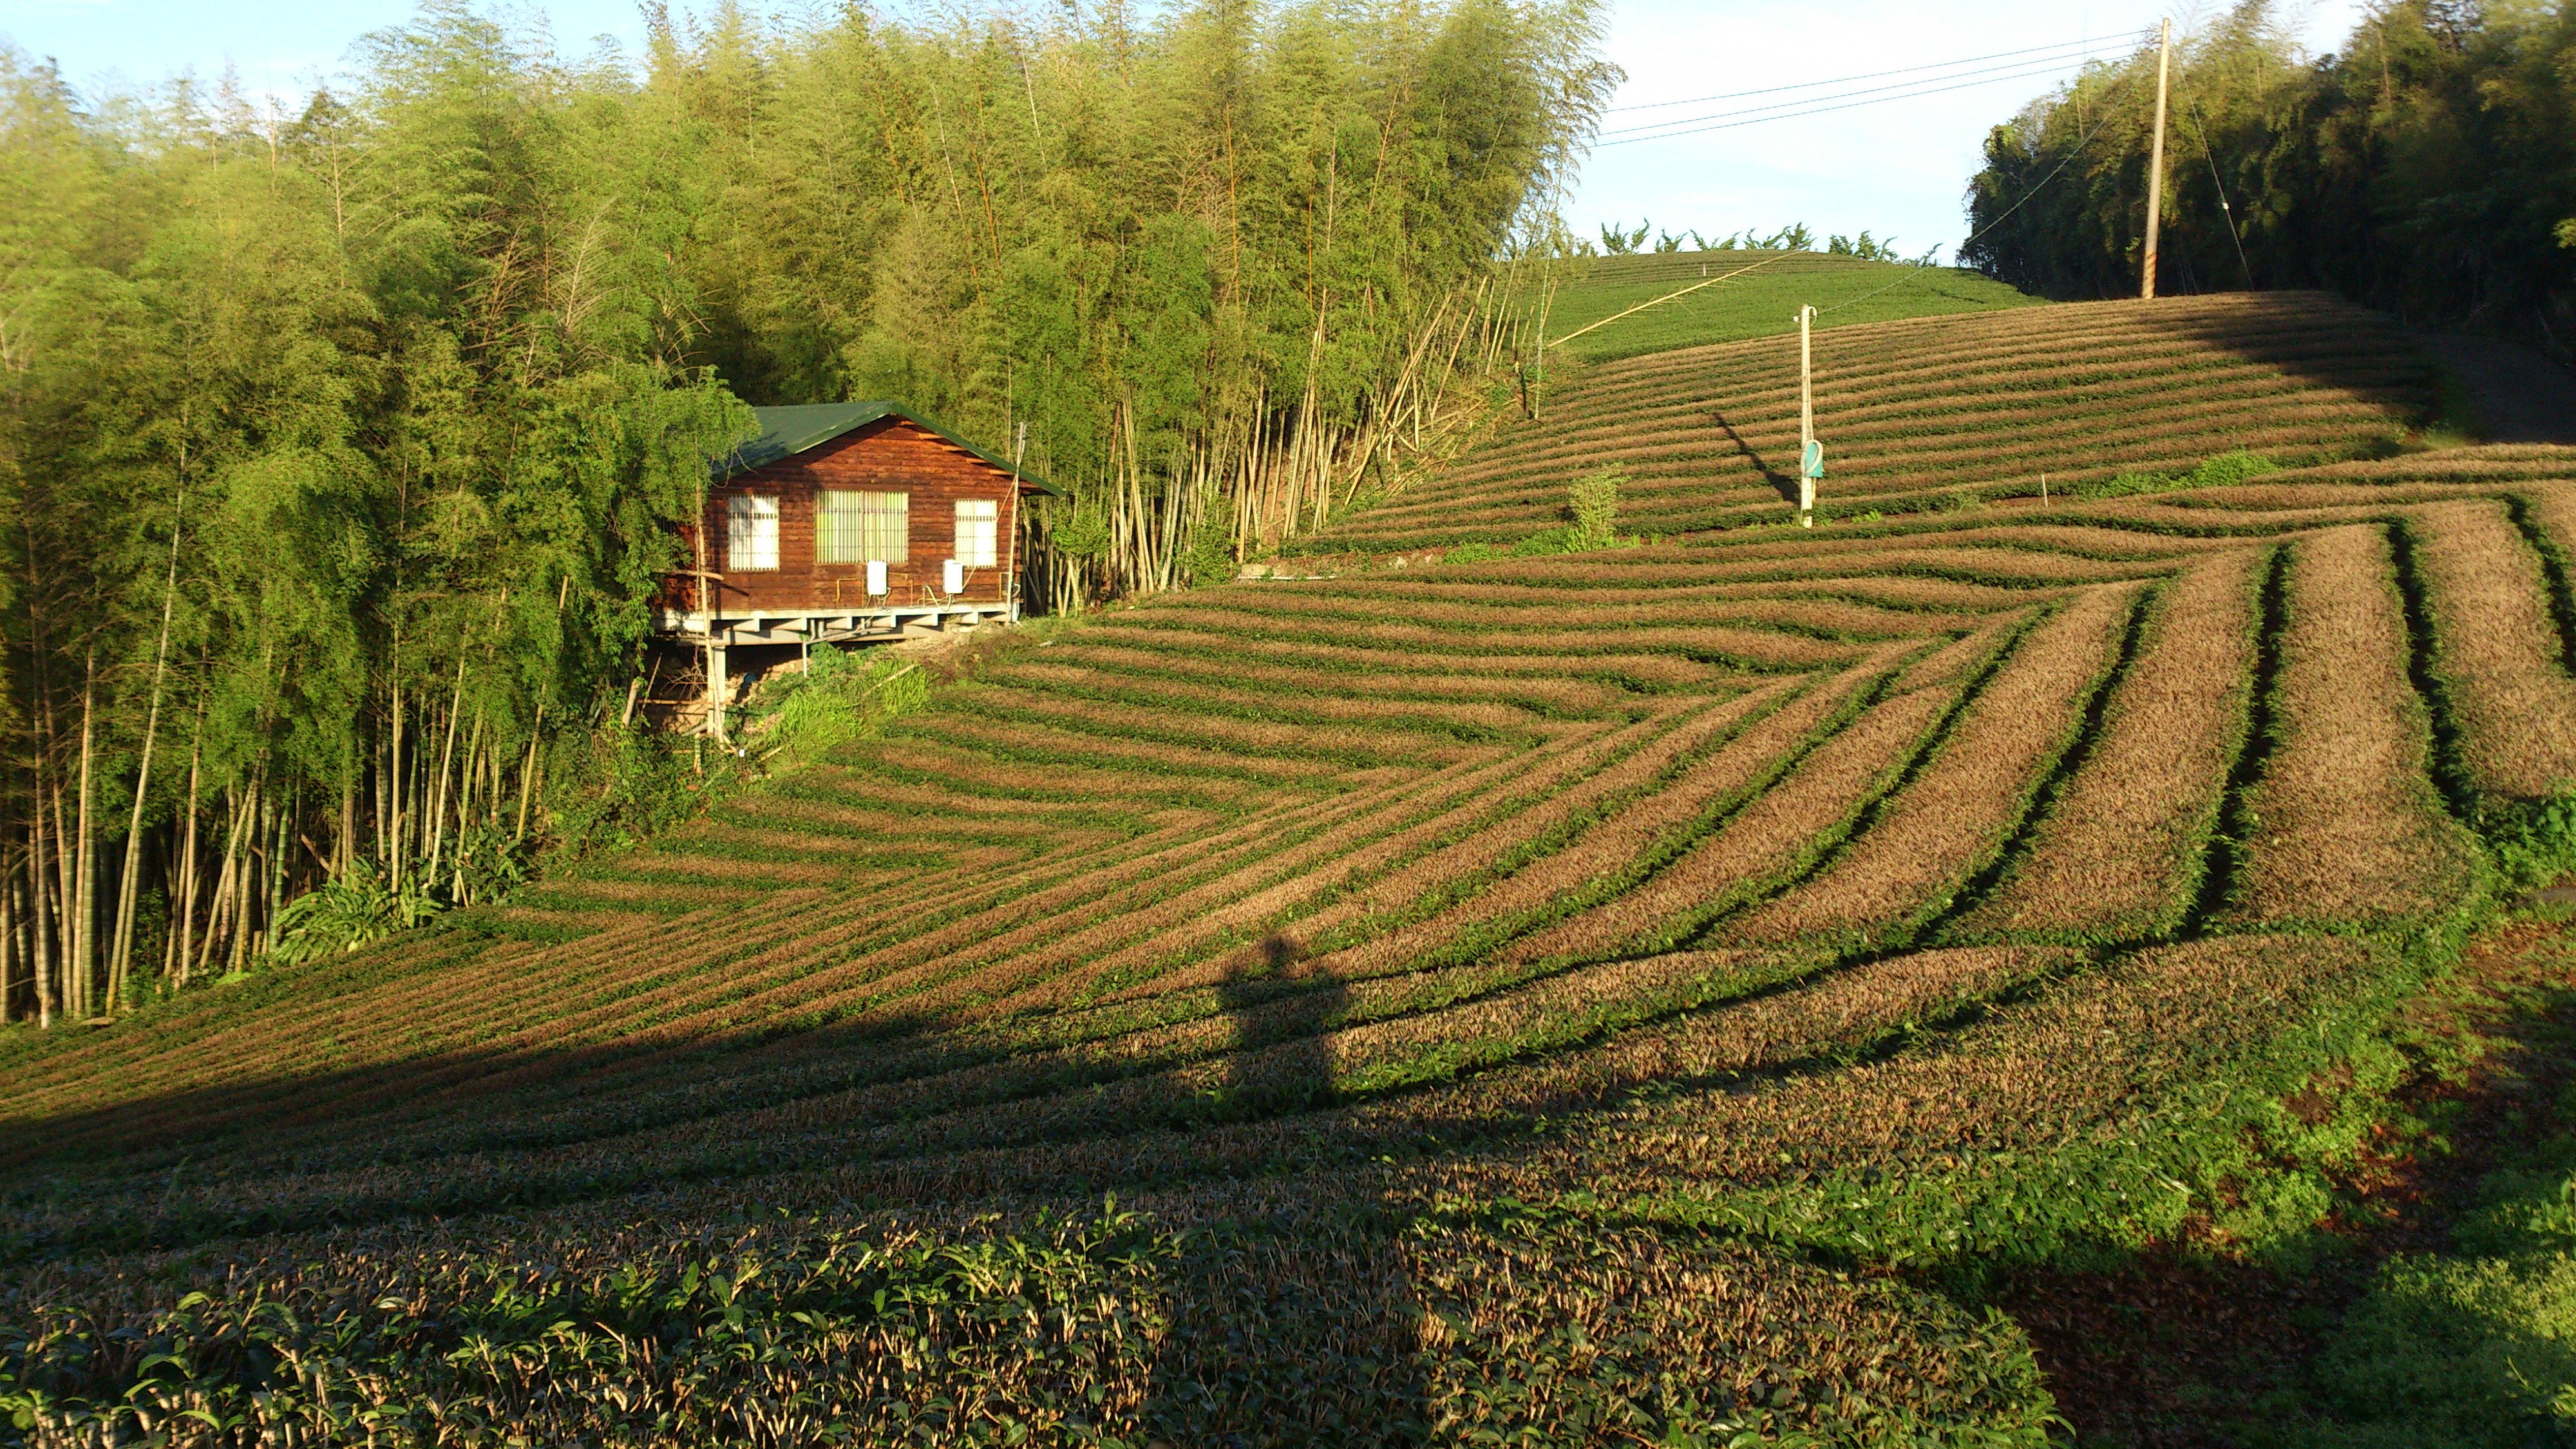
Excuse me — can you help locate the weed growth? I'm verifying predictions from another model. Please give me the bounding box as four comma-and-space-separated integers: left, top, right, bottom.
2077, 450, 2282, 500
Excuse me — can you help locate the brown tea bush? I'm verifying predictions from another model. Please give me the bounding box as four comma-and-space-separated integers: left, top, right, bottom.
1056, 696, 1778, 1005
2229, 526, 2482, 925
1257, 674, 1872, 983
1513, 681, 1958, 962
1323, 295, 2425, 552
1727, 585, 2139, 948
1957, 551, 2260, 939
2409, 500, 2576, 800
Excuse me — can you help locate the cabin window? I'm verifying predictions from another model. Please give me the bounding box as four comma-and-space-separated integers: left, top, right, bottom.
955, 499, 999, 568
819, 490, 907, 564
726, 494, 779, 571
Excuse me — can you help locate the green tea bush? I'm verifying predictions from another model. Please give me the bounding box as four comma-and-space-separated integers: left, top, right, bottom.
0, 1207, 2057, 1448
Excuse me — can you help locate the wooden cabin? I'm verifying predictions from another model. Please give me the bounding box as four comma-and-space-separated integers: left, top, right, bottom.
653, 403, 1059, 734
656, 402, 1058, 681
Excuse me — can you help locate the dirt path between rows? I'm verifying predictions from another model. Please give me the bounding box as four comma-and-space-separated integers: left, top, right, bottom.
2417, 332, 2576, 444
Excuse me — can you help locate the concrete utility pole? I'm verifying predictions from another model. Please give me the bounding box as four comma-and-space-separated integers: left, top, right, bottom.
1797, 304, 1820, 527
2142, 17, 2172, 299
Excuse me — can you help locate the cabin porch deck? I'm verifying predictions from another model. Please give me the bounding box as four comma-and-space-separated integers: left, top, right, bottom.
652, 601, 1018, 648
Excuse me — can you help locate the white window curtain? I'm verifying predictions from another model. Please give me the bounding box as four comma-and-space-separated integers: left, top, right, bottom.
726, 494, 779, 571
816, 491, 857, 564
820, 491, 907, 564
954, 498, 999, 567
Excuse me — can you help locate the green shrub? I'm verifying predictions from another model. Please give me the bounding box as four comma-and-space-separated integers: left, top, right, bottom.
2493, 790, 2576, 891
268, 863, 446, 965
760, 645, 930, 767
1183, 520, 1236, 587
2186, 450, 2283, 488
1568, 466, 1624, 549
1441, 473, 1634, 564
542, 724, 720, 864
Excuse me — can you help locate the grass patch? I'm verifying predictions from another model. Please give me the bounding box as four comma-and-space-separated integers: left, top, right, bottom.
1520, 249, 2044, 365
2073, 450, 2283, 500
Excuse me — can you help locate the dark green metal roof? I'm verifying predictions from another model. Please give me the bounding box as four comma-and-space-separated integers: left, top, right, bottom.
715, 402, 1063, 496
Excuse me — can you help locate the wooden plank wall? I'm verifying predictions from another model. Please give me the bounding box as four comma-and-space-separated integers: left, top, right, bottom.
666, 418, 1025, 614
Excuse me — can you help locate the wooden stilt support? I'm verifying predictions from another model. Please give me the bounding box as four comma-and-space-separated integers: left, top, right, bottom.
706, 641, 730, 743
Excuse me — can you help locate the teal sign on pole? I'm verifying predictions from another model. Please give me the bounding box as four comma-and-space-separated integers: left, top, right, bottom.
1802, 439, 1825, 480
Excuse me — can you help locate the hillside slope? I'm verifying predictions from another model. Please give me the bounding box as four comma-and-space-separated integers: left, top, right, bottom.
1319, 292, 2430, 554
3, 296, 2573, 1444
1512, 248, 2041, 363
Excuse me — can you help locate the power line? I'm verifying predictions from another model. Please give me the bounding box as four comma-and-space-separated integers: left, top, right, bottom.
1543, 253, 1794, 350
1596, 57, 2132, 147
1598, 53, 2122, 139
1549, 46, 2146, 349
2188, 101, 2256, 287
1604, 32, 2150, 115
1815, 70, 2141, 317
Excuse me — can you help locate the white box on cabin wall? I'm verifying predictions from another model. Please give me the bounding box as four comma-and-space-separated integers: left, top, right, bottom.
866, 559, 888, 596
943, 559, 964, 594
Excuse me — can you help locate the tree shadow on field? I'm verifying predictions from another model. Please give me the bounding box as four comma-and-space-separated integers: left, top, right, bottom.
1134, 932, 1435, 1444
2153, 293, 2449, 449
1712, 408, 1798, 504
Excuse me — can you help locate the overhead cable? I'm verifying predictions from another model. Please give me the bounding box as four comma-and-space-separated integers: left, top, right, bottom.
1815, 70, 2139, 317
1598, 56, 2133, 146
1543, 253, 1794, 351
1599, 53, 2118, 137
2188, 101, 2257, 286
1604, 32, 2148, 118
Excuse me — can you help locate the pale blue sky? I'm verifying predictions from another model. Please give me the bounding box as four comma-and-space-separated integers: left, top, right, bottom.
1578, 0, 2372, 258
5, 0, 2372, 254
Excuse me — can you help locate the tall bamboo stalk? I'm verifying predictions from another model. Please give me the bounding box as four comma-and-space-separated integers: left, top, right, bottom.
0, 851, 14, 1023
24, 833, 48, 1030
176, 703, 203, 988
427, 652, 466, 880
109, 493, 184, 1001
72, 658, 95, 1019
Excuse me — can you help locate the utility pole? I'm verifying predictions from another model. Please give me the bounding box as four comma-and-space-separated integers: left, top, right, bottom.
1797, 304, 1821, 528
2142, 17, 2172, 299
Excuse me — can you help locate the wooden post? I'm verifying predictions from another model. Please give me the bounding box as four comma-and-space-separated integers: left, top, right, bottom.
2143, 17, 2172, 299
1797, 305, 1817, 528
1009, 421, 1027, 624
707, 641, 730, 744
697, 495, 723, 739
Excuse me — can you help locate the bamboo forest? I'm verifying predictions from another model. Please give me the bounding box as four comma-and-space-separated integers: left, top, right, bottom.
0, 0, 1616, 1027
